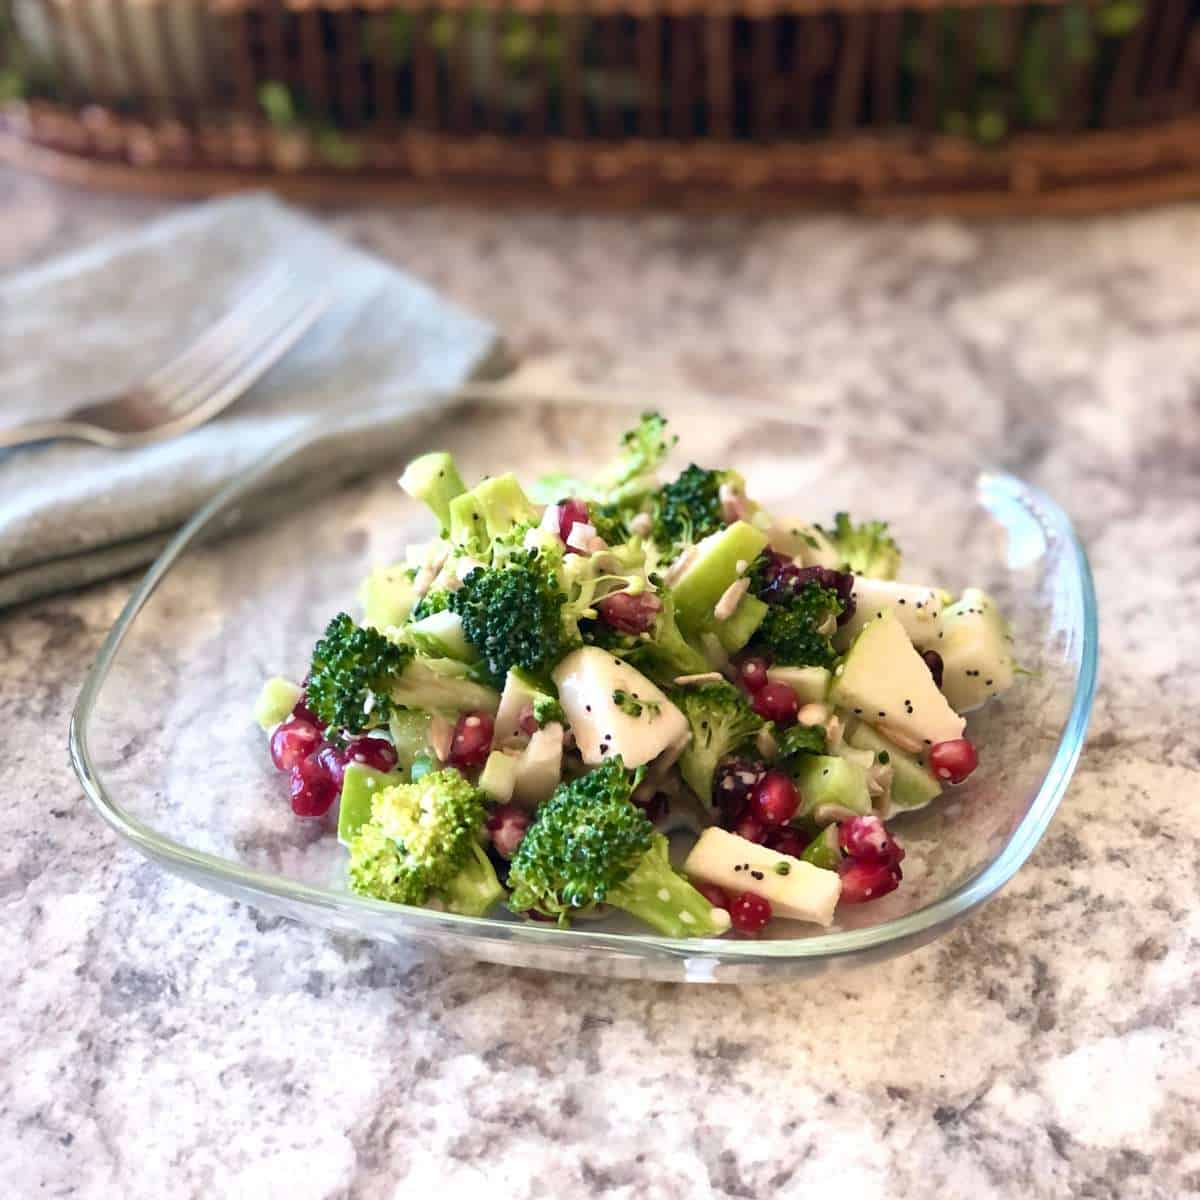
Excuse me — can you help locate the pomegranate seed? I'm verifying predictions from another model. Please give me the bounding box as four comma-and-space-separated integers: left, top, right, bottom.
929, 737, 978, 785
838, 815, 905, 867
289, 753, 338, 818
486, 804, 530, 859
750, 681, 799, 726
750, 770, 799, 827
728, 891, 772, 934
922, 650, 945, 688
315, 743, 349, 788
596, 590, 662, 635
695, 882, 731, 911
270, 718, 322, 772
713, 757, 763, 826
558, 498, 591, 552
764, 827, 808, 858
345, 736, 398, 774
838, 859, 902, 904
449, 711, 495, 769
738, 656, 771, 693
291, 694, 323, 728
733, 813, 767, 844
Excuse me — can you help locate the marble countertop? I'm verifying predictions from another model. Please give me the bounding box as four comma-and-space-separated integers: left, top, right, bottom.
2, 168, 1197, 1199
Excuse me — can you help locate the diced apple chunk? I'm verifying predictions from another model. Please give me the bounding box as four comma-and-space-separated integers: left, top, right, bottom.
683, 827, 842, 926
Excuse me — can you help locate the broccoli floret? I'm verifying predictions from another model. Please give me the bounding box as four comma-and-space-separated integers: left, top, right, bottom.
448, 550, 579, 686
774, 722, 827, 760
506, 758, 730, 937
531, 694, 565, 727
651, 464, 727, 552
673, 683, 764, 807
306, 613, 413, 733
594, 411, 677, 498
348, 769, 502, 915
753, 587, 842, 668
586, 592, 709, 685
412, 589, 452, 620
819, 512, 902, 579
533, 412, 676, 508
744, 559, 845, 669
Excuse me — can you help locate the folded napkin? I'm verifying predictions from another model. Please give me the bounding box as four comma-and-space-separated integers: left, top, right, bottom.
0, 193, 504, 609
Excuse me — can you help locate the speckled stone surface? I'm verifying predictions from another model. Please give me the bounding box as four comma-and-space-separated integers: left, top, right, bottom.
2, 168, 1198, 1199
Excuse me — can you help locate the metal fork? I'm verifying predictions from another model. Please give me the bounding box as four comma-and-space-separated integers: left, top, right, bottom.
0, 270, 329, 451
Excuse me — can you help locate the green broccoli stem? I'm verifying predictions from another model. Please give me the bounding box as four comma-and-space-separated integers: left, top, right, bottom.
605, 836, 730, 937
438, 840, 506, 917
399, 451, 467, 533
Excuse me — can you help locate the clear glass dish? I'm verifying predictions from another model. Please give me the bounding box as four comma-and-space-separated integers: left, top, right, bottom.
70, 393, 1097, 983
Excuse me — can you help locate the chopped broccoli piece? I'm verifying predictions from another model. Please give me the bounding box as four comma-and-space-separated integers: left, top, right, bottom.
673, 683, 764, 806
348, 769, 501, 915
819, 512, 902, 579
774, 722, 827, 760
745, 561, 845, 669
533, 412, 676, 508
306, 613, 413, 733
439, 840, 506, 917
531, 694, 565, 727
651, 464, 728, 552
399, 451, 467, 533
506, 757, 730, 937
412, 589, 452, 620
753, 593, 841, 668
448, 550, 579, 686
469, 474, 539, 541
594, 411, 676, 498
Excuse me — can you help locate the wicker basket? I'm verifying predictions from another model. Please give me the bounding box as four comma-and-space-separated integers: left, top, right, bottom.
2, 0, 1198, 212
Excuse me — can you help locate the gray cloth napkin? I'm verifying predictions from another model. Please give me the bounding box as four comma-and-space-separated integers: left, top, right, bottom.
0, 193, 504, 609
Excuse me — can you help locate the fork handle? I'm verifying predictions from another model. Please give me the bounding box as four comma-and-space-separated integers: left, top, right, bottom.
0, 420, 98, 451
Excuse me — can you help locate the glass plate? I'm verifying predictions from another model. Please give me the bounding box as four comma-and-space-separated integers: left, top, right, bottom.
70, 393, 1097, 983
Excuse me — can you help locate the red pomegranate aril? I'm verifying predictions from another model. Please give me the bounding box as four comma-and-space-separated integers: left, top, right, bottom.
315, 743, 349, 788
750, 680, 799, 726
838, 814, 904, 867
517, 703, 539, 737
750, 770, 799, 828
486, 803, 530, 859
739, 656, 771, 693
558, 498, 591, 551
729, 891, 772, 934
345, 736, 398, 774
714, 757, 763, 826
289, 753, 338, 818
449, 711, 495, 769
733, 813, 767, 844
929, 737, 979, 785
838, 859, 902, 904
765, 827, 808, 858
695, 882, 731, 911
596, 589, 662, 635
270, 718, 322, 772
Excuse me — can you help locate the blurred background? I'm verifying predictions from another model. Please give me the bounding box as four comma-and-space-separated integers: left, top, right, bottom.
1, 0, 1197, 212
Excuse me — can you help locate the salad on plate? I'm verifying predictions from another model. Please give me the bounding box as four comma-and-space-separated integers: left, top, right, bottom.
254, 414, 1016, 938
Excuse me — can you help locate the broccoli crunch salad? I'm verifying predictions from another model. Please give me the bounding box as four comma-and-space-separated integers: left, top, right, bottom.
254, 414, 1016, 938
